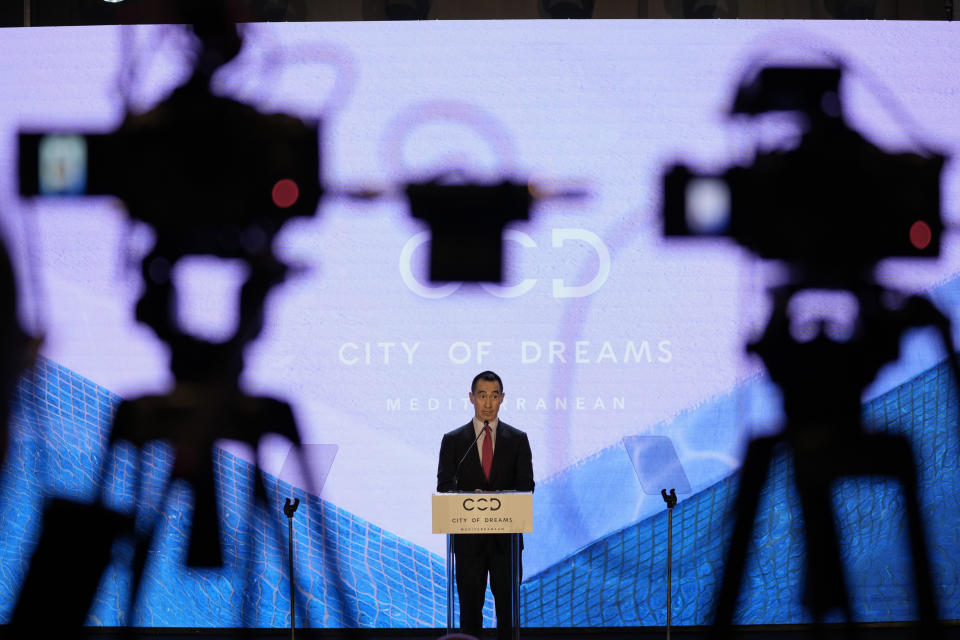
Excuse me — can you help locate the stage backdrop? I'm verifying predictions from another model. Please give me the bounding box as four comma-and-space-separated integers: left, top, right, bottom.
1, 19, 959, 628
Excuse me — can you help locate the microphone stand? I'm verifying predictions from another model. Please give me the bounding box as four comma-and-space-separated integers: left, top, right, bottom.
661, 489, 678, 640
452, 420, 488, 490
284, 498, 300, 640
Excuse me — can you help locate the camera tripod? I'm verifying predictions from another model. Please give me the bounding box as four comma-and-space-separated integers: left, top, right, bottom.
711, 282, 960, 638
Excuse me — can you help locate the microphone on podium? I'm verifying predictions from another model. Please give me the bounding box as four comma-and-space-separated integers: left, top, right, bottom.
453, 420, 488, 490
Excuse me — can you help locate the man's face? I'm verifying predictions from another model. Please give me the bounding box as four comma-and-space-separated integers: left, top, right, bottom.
469, 379, 504, 424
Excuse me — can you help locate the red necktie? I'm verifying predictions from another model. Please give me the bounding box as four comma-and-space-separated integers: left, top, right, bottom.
481, 424, 493, 482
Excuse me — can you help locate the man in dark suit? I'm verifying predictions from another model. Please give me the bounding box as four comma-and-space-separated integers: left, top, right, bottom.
437, 370, 534, 640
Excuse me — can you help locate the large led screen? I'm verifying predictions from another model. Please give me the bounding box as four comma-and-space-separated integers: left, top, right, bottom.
1, 19, 959, 628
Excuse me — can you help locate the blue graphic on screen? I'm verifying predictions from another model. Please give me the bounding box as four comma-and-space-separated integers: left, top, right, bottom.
0, 19, 959, 628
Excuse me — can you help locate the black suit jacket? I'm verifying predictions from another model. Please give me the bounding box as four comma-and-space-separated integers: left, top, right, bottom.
437, 420, 534, 555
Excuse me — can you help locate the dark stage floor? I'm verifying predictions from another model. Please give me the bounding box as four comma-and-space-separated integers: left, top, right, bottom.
72, 623, 960, 640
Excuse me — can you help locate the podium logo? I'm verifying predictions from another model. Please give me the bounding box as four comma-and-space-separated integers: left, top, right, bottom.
463, 497, 501, 511
400, 229, 611, 299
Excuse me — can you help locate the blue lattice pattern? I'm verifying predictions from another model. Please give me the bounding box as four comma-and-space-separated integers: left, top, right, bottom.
1, 356, 497, 628
2, 354, 958, 627
521, 359, 960, 626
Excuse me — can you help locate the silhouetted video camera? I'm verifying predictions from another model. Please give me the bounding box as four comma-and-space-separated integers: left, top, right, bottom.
663, 65, 944, 274
406, 179, 532, 282
13, 7, 322, 576
667, 64, 959, 633
19, 93, 320, 256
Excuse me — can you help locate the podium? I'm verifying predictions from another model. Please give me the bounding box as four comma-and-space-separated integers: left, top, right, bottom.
432, 492, 533, 639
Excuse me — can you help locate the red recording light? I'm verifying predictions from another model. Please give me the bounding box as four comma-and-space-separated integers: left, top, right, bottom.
271, 179, 299, 208
909, 220, 932, 250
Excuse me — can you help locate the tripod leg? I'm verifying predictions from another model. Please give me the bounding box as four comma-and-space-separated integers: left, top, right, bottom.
711, 435, 778, 638
793, 456, 849, 620
852, 433, 942, 636
902, 487, 941, 635
892, 441, 941, 636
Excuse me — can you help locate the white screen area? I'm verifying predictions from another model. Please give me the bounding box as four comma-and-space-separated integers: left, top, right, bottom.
1, 20, 960, 579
